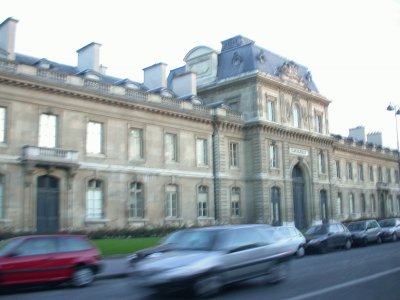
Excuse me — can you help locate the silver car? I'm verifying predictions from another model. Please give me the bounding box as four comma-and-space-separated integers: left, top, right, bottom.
130, 224, 295, 297
274, 225, 307, 257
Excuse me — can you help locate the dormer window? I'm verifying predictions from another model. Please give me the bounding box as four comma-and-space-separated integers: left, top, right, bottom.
125, 82, 140, 90
85, 73, 100, 81
161, 90, 174, 98
38, 62, 51, 69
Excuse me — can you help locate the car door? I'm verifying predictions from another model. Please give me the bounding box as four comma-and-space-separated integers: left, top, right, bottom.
366, 221, 379, 242
327, 224, 340, 247
1, 237, 58, 285
221, 227, 272, 283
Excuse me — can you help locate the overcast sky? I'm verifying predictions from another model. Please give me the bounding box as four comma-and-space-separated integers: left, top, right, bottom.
2, 0, 400, 149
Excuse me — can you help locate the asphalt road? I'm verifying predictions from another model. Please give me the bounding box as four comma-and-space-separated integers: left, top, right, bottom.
2, 241, 400, 300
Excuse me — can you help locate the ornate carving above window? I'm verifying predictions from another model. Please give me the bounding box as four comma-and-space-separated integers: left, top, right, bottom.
277, 61, 309, 89
232, 52, 242, 66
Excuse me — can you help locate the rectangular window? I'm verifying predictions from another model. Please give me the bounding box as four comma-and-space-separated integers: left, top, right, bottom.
269, 143, 278, 168
129, 182, 144, 218
319, 151, 326, 174
165, 133, 177, 162
395, 170, 399, 183
337, 193, 343, 215
198, 186, 208, 217
378, 167, 383, 182
336, 161, 341, 178
0, 107, 5, 143
86, 179, 103, 219
166, 185, 178, 217
231, 187, 241, 217
369, 166, 374, 181
0, 175, 4, 219
347, 162, 353, 180
86, 121, 103, 154
129, 128, 144, 160
315, 114, 323, 133
196, 138, 208, 166
229, 142, 239, 167
358, 164, 364, 181
267, 99, 276, 122
39, 113, 57, 148
387, 169, 392, 183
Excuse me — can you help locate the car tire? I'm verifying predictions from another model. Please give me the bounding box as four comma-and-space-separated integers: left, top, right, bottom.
296, 246, 305, 258
268, 261, 289, 284
376, 236, 382, 244
71, 267, 94, 287
193, 273, 222, 298
392, 233, 397, 242
343, 239, 352, 250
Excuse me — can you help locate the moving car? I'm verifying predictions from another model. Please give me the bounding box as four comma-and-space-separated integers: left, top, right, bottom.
378, 218, 400, 242
130, 224, 294, 297
346, 220, 382, 246
304, 223, 352, 253
0, 234, 103, 288
274, 225, 306, 257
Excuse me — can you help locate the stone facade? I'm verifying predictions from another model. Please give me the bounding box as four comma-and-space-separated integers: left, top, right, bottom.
0, 17, 399, 232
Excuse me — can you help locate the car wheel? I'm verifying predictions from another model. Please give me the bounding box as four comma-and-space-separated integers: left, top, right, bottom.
296, 246, 305, 258
392, 233, 397, 242
376, 236, 382, 244
193, 274, 222, 298
268, 261, 289, 284
343, 239, 352, 250
71, 267, 94, 287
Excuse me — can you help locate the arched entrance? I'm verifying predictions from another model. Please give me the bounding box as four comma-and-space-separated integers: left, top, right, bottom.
292, 164, 307, 230
37, 175, 59, 233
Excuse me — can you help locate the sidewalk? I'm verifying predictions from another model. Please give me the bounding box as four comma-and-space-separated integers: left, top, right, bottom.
96, 256, 133, 280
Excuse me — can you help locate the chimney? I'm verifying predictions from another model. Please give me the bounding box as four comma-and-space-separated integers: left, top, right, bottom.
143, 63, 167, 90
367, 132, 382, 146
172, 72, 197, 98
349, 126, 365, 142
77, 42, 101, 72
0, 17, 18, 60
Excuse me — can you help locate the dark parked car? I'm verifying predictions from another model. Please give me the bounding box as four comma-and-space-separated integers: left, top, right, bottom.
304, 223, 352, 253
130, 225, 295, 297
378, 218, 400, 242
0, 235, 103, 288
346, 220, 382, 246
274, 226, 306, 257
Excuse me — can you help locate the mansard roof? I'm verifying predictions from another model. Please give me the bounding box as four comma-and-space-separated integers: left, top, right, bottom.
217, 35, 318, 92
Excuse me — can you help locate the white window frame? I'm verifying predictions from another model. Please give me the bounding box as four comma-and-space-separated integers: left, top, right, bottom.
38, 113, 57, 148
129, 128, 144, 160
318, 151, 326, 174
196, 138, 208, 166
0, 107, 6, 143
267, 98, 276, 122
86, 179, 103, 219
231, 187, 241, 217
292, 103, 301, 128
166, 184, 178, 217
129, 182, 144, 218
269, 143, 278, 168
198, 185, 208, 217
315, 113, 323, 133
349, 193, 355, 214
229, 142, 239, 168
86, 121, 103, 154
165, 133, 178, 162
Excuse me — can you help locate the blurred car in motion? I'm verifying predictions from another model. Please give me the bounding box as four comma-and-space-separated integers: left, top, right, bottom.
378, 218, 400, 242
274, 226, 306, 257
304, 223, 352, 253
0, 234, 103, 288
346, 219, 382, 246
130, 224, 294, 297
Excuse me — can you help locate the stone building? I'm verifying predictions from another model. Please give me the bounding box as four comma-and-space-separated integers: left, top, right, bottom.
0, 17, 398, 232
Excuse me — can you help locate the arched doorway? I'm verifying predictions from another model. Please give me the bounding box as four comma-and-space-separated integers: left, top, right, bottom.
37, 175, 59, 233
292, 164, 307, 230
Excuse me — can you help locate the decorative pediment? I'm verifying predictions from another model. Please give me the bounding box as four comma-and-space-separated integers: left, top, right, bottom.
277, 61, 308, 89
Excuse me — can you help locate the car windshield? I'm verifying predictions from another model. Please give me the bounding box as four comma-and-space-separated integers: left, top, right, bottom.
305, 225, 327, 235
0, 238, 22, 257
347, 222, 366, 231
379, 219, 396, 228
161, 230, 220, 251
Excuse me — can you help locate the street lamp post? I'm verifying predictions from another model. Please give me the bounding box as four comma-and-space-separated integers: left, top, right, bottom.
387, 103, 400, 183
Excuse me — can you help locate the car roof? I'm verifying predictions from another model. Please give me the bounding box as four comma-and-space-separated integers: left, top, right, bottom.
8, 234, 88, 240
177, 224, 271, 232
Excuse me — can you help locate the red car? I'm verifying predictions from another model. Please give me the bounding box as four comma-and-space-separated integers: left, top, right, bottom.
0, 234, 103, 287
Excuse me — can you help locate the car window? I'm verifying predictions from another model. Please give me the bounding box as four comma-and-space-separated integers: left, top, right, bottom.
336, 224, 345, 232
347, 222, 366, 231
224, 228, 265, 250
306, 225, 327, 235
14, 238, 57, 256
58, 237, 92, 252
166, 230, 219, 251
379, 219, 395, 227
329, 224, 339, 233
278, 227, 291, 238
0, 238, 23, 257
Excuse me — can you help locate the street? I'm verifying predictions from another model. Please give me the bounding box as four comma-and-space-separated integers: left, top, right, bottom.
2, 241, 400, 300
